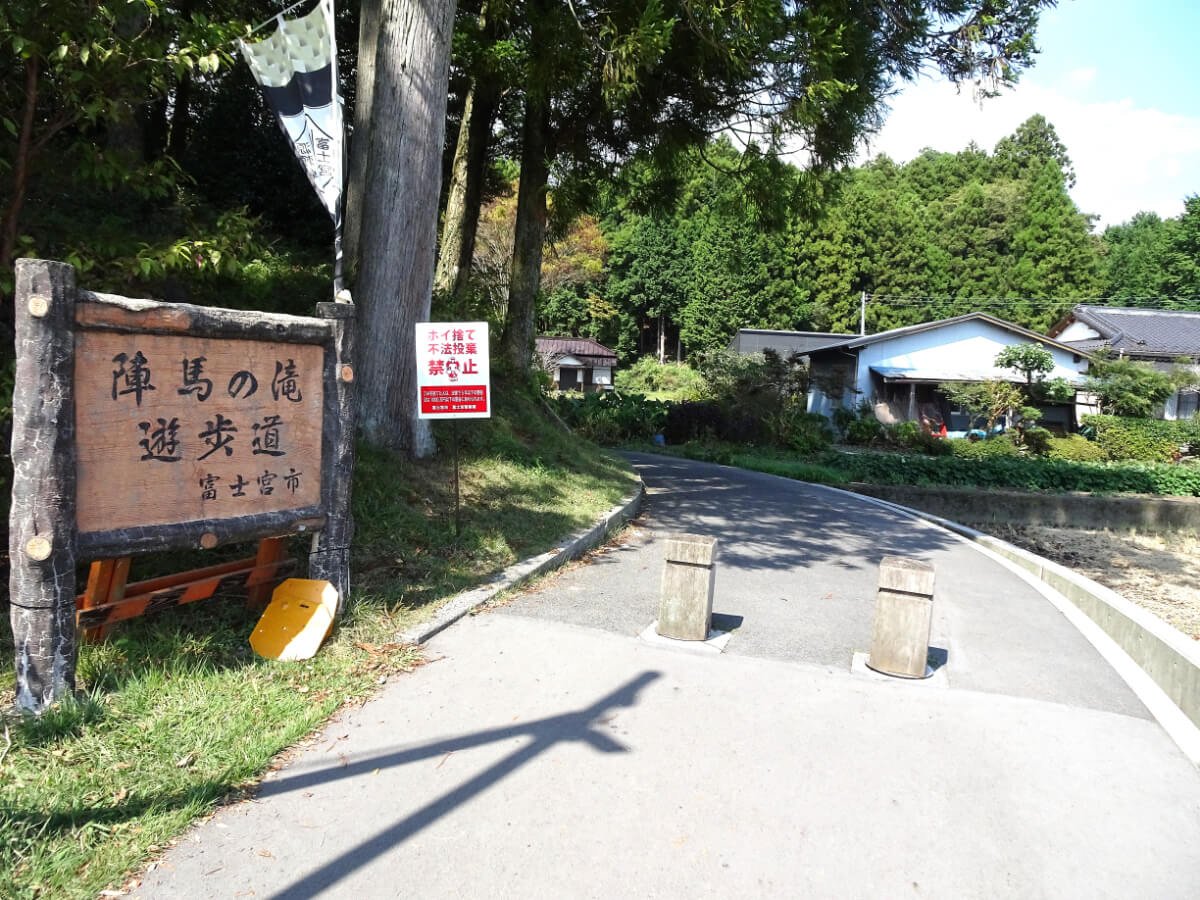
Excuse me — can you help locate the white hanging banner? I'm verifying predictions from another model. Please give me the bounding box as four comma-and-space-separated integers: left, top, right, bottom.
238, 0, 346, 288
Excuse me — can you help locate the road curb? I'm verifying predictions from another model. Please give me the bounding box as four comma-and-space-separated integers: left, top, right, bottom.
808, 481, 1200, 767
397, 480, 645, 647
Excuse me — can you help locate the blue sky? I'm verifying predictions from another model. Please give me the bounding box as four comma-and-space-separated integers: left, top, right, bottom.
857, 0, 1200, 228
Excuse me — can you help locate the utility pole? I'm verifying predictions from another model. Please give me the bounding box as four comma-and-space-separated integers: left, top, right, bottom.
860, 291, 867, 336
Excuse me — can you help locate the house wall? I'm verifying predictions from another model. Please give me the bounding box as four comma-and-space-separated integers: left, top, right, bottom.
808, 320, 1089, 417
1056, 320, 1102, 342
851, 320, 1088, 403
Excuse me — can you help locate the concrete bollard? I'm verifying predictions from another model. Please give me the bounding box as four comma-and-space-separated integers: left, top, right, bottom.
657, 533, 719, 641
867, 556, 936, 678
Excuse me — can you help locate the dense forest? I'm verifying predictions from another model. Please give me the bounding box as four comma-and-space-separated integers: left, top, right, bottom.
531, 116, 1200, 360
5, 0, 1195, 384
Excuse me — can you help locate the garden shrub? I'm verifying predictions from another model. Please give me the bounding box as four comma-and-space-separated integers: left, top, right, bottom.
784, 412, 834, 454
948, 436, 1019, 459
1046, 435, 1108, 462
664, 400, 727, 445
551, 391, 667, 444
1020, 426, 1053, 456
614, 357, 706, 400
885, 420, 953, 456
844, 416, 884, 445
1080, 415, 1197, 462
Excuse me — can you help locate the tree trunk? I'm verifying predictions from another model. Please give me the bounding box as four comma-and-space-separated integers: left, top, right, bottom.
658, 313, 665, 363
343, 0, 384, 275
433, 2, 501, 301
166, 69, 194, 160
501, 89, 550, 373
433, 78, 499, 300
1, 58, 38, 274
355, 0, 456, 454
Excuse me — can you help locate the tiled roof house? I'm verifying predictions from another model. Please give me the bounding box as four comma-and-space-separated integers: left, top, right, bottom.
1048, 305, 1200, 419
535, 336, 618, 392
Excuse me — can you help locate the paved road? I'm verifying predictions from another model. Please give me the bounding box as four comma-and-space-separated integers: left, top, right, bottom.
135, 454, 1200, 900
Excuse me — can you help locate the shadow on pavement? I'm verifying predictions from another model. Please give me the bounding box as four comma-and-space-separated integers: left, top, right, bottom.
265, 670, 662, 899
615, 453, 959, 577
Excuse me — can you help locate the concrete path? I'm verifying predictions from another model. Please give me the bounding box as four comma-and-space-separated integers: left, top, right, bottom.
134, 454, 1200, 900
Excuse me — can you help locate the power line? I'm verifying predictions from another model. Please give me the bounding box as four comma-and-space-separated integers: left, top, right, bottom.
868, 297, 1200, 312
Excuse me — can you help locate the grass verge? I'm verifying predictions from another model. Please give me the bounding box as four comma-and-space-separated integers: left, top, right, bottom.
629, 440, 1200, 496
0, 382, 636, 900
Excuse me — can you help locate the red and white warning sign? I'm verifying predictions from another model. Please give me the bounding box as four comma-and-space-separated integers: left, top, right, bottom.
415, 321, 491, 419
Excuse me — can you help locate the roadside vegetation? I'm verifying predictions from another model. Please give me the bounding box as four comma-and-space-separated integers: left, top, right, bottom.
552, 354, 1200, 497
0, 384, 635, 900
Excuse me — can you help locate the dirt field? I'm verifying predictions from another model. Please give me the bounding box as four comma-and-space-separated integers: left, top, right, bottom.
987, 525, 1200, 641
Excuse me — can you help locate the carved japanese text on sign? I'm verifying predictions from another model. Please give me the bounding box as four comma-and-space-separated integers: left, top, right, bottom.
415, 321, 491, 419
74, 332, 323, 534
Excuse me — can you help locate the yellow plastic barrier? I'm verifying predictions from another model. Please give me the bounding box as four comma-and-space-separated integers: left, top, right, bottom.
250, 578, 338, 661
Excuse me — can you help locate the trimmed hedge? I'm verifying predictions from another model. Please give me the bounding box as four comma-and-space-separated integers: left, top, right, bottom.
1081, 414, 1200, 462
1046, 434, 1108, 463
814, 449, 1200, 496
948, 437, 1019, 459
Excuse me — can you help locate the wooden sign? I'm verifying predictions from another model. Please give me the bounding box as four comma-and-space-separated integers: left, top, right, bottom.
8, 259, 357, 713
74, 332, 323, 533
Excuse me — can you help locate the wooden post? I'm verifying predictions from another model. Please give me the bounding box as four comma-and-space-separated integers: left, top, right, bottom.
867, 556, 936, 679
657, 534, 718, 641
9, 258, 79, 712
308, 302, 357, 612
246, 537, 289, 608
81, 557, 130, 642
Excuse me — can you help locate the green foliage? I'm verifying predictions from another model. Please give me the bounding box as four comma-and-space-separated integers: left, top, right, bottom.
695, 347, 816, 449
661, 442, 1200, 496
1021, 426, 1053, 456
1080, 414, 1200, 462
939, 379, 1027, 435
845, 416, 885, 445
994, 344, 1054, 384
948, 436, 1020, 459
549, 391, 668, 444
1045, 434, 1108, 462
814, 449, 1200, 496
884, 420, 953, 456
583, 110, 1113, 352
613, 356, 705, 400
1084, 354, 1198, 418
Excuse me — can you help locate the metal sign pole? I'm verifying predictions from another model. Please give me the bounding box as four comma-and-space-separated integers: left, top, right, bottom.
453, 418, 461, 538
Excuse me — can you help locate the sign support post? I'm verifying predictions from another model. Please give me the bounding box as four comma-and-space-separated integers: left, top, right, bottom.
10, 259, 79, 710
415, 321, 491, 539
8, 258, 357, 713
452, 419, 461, 538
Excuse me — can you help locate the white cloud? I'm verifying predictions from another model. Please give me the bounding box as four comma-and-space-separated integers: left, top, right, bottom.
855, 77, 1200, 227
1068, 66, 1097, 85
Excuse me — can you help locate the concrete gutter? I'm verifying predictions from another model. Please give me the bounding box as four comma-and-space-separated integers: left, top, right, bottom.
397, 480, 645, 646
816, 484, 1200, 766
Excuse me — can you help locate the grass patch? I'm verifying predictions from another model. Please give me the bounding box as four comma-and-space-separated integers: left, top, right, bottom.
0, 382, 635, 900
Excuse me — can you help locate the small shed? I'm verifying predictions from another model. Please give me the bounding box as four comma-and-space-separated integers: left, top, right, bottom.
536, 336, 618, 392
